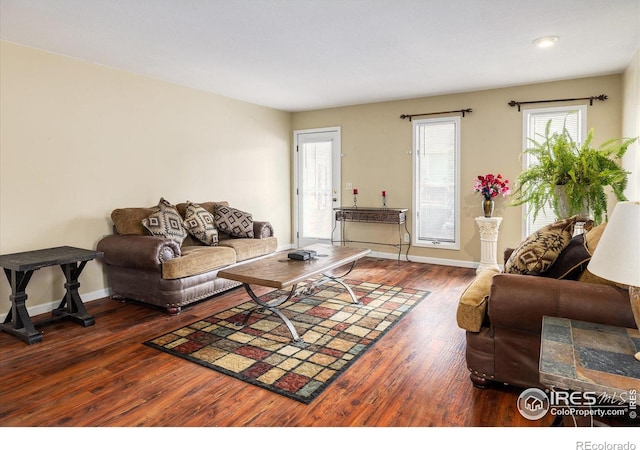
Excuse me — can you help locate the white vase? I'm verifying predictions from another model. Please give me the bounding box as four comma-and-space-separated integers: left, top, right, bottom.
555, 185, 590, 219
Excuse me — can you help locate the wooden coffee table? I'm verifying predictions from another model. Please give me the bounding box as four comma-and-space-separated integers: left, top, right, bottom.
218, 243, 371, 343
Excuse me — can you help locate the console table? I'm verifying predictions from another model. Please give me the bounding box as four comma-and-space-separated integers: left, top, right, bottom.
0, 246, 102, 344
332, 207, 410, 261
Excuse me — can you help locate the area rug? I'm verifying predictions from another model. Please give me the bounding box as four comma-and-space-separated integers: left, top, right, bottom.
144, 278, 429, 404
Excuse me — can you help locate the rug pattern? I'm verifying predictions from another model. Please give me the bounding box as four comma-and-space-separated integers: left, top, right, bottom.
144, 279, 429, 404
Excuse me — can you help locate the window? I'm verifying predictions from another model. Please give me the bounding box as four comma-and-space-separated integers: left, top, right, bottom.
412, 117, 460, 249
522, 105, 587, 236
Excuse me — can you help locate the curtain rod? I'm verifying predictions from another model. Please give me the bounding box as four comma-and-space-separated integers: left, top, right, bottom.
400, 108, 472, 121
508, 94, 607, 112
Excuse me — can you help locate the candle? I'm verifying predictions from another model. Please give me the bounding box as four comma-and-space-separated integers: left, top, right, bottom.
353, 188, 358, 195
382, 191, 386, 197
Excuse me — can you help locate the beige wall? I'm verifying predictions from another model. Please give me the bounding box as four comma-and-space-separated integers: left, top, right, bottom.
1, 39, 633, 321
292, 75, 624, 266
0, 41, 292, 317
623, 46, 640, 200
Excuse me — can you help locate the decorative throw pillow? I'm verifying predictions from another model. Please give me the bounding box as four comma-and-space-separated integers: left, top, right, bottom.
213, 205, 254, 238
504, 215, 578, 276
577, 223, 628, 289
142, 198, 188, 246
583, 222, 606, 253
456, 268, 500, 332
111, 206, 158, 235
183, 201, 218, 246
542, 232, 591, 280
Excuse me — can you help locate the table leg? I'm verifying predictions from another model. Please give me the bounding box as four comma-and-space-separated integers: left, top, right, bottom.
403, 222, 411, 262
236, 284, 303, 344
52, 261, 95, 327
302, 260, 360, 304
397, 222, 402, 262
0, 268, 42, 344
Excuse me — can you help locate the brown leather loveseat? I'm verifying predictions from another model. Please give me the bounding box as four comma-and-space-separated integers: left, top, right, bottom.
457, 217, 635, 389
97, 199, 278, 315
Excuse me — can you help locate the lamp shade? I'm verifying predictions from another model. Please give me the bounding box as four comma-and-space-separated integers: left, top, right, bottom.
587, 201, 640, 287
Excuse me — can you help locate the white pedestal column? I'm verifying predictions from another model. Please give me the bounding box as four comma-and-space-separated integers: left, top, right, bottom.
475, 217, 503, 274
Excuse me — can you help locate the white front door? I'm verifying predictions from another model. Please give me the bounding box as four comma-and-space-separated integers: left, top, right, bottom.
294, 127, 341, 248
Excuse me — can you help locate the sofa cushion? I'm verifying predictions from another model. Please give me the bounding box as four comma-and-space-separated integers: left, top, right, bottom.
142, 198, 188, 246
175, 201, 229, 218
213, 205, 254, 238
162, 246, 237, 280
183, 202, 218, 246
504, 215, 577, 276
542, 233, 591, 280
456, 268, 500, 332
112, 207, 158, 235
218, 236, 278, 262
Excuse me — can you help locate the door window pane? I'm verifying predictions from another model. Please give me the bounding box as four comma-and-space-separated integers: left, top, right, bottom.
301, 141, 333, 239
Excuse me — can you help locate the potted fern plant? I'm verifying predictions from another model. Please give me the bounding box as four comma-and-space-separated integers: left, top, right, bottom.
510, 121, 637, 225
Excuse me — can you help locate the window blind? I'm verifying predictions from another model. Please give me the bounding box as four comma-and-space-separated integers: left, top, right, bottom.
413, 118, 459, 247
523, 106, 586, 236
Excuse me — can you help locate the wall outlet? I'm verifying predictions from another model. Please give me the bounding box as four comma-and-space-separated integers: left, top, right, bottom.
346, 182, 353, 190
404, 233, 410, 243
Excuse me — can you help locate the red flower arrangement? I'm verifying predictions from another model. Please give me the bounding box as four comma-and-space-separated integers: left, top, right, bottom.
474, 173, 510, 200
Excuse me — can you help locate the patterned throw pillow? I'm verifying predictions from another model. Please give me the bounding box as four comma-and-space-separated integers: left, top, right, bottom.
504, 215, 578, 276
183, 201, 218, 246
142, 198, 188, 246
213, 205, 254, 238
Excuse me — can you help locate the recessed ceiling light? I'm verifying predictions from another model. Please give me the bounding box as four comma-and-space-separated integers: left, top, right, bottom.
533, 36, 559, 48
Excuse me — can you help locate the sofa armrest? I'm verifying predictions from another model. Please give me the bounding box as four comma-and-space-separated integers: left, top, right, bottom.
488, 273, 634, 334
253, 221, 274, 239
97, 234, 181, 272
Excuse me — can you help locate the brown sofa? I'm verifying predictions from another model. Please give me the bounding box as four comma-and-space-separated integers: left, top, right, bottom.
457, 220, 635, 389
97, 201, 278, 314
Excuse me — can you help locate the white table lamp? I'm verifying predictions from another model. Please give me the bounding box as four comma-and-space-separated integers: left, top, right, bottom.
587, 201, 640, 361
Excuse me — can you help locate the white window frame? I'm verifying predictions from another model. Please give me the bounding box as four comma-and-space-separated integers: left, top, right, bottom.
521, 105, 587, 237
412, 116, 460, 250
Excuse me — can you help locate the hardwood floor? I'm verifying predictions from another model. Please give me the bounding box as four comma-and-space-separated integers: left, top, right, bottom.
1, 257, 554, 428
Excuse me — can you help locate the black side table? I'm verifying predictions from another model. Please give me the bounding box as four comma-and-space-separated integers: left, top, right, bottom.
0, 246, 103, 344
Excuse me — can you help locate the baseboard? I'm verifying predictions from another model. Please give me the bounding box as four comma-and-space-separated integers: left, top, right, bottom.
0, 288, 112, 323
367, 249, 479, 269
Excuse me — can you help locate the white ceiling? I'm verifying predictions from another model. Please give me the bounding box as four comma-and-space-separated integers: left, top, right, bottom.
1, 0, 639, 112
